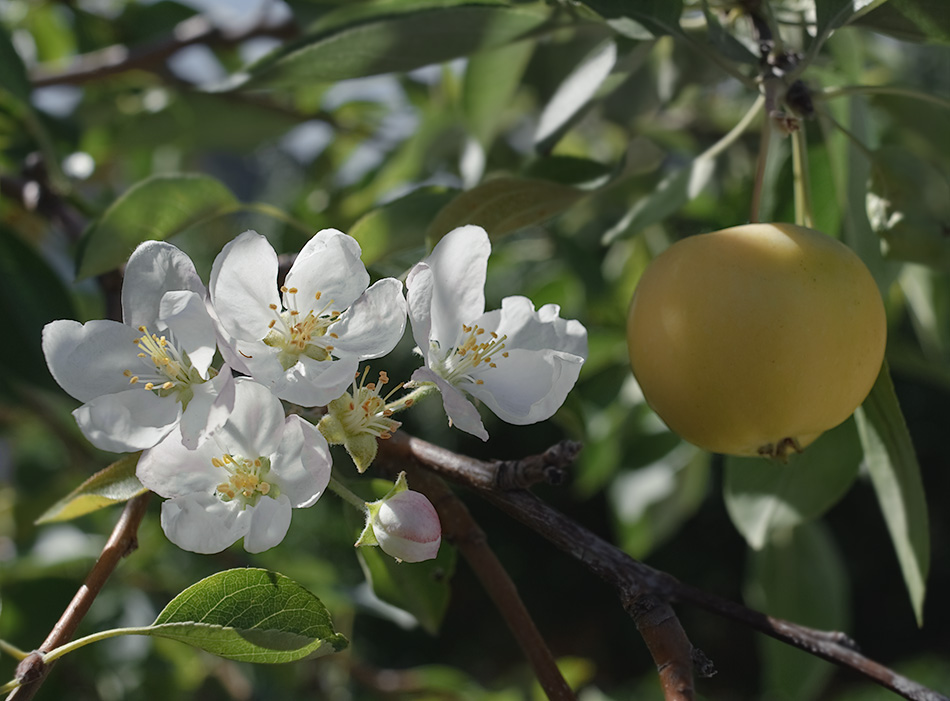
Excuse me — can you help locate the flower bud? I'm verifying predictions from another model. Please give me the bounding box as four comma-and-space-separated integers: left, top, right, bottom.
372, 490, 442, 563
355, 472, 441, 563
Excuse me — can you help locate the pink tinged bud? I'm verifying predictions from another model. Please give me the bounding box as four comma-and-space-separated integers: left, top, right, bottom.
372, 490, 442, 563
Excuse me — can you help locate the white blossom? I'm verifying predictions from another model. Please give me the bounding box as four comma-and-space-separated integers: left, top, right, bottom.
406, 225, 587, 440
42, 241, 234, 453
136, 377, 331, 554
210, 229, 407, 407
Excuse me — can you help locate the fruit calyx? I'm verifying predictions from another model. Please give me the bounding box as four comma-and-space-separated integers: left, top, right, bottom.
757, 436, 804, 463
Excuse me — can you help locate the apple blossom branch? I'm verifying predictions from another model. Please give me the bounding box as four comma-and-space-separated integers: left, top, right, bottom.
397, 466, 576, 701
379, 432, 949, 701
7, 492, 151, 701
28, 13, 296, 88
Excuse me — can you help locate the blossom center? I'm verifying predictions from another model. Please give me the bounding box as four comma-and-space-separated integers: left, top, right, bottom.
433, 323, 508, 388
263, 287, 340, 369
213, 453, 278, 508
334, 368, 402, 439
123, 325, 201, 395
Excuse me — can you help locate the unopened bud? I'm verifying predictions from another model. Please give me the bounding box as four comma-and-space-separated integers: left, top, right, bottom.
355, 472, 441, 563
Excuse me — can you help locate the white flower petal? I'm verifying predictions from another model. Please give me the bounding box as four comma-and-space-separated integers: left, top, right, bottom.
160, 493, 251, 554
179, 369, 236, 449
272, 415, 331, 508
43, 319, 142, 402
74, 390, 181, 453
137, 425, 220, 498
330, 278, 407, 359
405, 263, 434, 362
423, 225, 490, 347
481, 296, 588, 357
410, 367, 488, 441
159, 290, 218, 378
284, 229, 369, 314
243, 494, 293, 553
218, 378, 287, 458
273, 354, 359, 407
122, 241, 204, 330
210, 231, 281, 342
467, 348, 583, 425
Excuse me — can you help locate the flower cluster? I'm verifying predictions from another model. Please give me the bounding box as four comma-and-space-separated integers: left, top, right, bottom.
43, 225, 587, 561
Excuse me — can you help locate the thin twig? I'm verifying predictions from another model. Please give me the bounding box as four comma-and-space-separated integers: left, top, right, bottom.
8, 493, 151, 701
379, 432, 950, 701
376, 458, 576, 701
29, 14, 297, 88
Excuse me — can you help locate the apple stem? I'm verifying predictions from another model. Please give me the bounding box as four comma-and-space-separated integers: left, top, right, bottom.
791, 128, 815, 228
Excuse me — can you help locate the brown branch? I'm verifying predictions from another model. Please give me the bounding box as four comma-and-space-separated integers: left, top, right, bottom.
378, 432, 949, 701
377, 460, 576, 701
9, 492, 152, 701
29, 13, 297, 88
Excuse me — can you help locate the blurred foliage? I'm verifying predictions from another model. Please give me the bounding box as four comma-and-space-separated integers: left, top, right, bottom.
2, 0, 950, 699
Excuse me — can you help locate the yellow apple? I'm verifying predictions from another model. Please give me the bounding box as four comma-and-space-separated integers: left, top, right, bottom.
627, 223, 886, 459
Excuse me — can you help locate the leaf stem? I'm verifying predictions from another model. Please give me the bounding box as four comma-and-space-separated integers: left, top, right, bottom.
328, 475, 369, 511
815, 85, 950, 113
41, 627, 155, 665
1, 679, 20, 694
701, 94, 765, 162
238, 202, 315, 237
0, 640, 29, 661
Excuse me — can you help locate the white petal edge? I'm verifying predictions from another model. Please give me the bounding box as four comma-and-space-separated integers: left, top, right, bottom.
410, 367, 488, 441
122, 241, 204, 330
74, 390, 181, 453
160, 493, 251, 554
271, 414, 332, 508
330, 277, 407, 359
243, 494, 293, 553
209, 231, 280, 342
283, 229, 370, 314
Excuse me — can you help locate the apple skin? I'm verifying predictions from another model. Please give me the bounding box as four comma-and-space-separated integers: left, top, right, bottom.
626, 223, 886, 459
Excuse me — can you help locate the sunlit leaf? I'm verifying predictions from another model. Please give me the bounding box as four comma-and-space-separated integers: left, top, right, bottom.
428, 177, 584, 239
746, 522, 849, 700
609, 442, 710, 559
580, 0, 683, 37
816, 0, 891, 40
35, 454, 147, 524
855, 0, 950, 44
867, 146, 950, 269
243, 2, 553, 89
854, 362, 930, 626
724, 419, 862, 550
602, 157, 715, 244
463, 39, 535, 147
148, 568, 348, 662
534, 39, 617, 147
348, 187, 456, 267
76, 174, 239, 280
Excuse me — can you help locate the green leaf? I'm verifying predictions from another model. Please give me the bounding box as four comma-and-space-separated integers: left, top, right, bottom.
746, 522, 849, 700
534, 39, 617, 147
854, 0, 950, 44
854, 362, 930, 626
522, 155, 614, 188
427, 177, 584, 239
0, 24, 31, 103
35, 454, 147, 524
601, 156, 715, 244
76, 174, 239, 280
357, 536, 457, 635
724, 418, 862, 550
348, 187, 457, 268
0, 225, 76, 392
609, 442, 710, 559
702, 6, 757, 64
462, 39, 535, 147
243, 2, 553, 89
815, 0, 891, 40
866, 146, 950, 269
580, 0, 683, 37
148, 568, 348, 662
